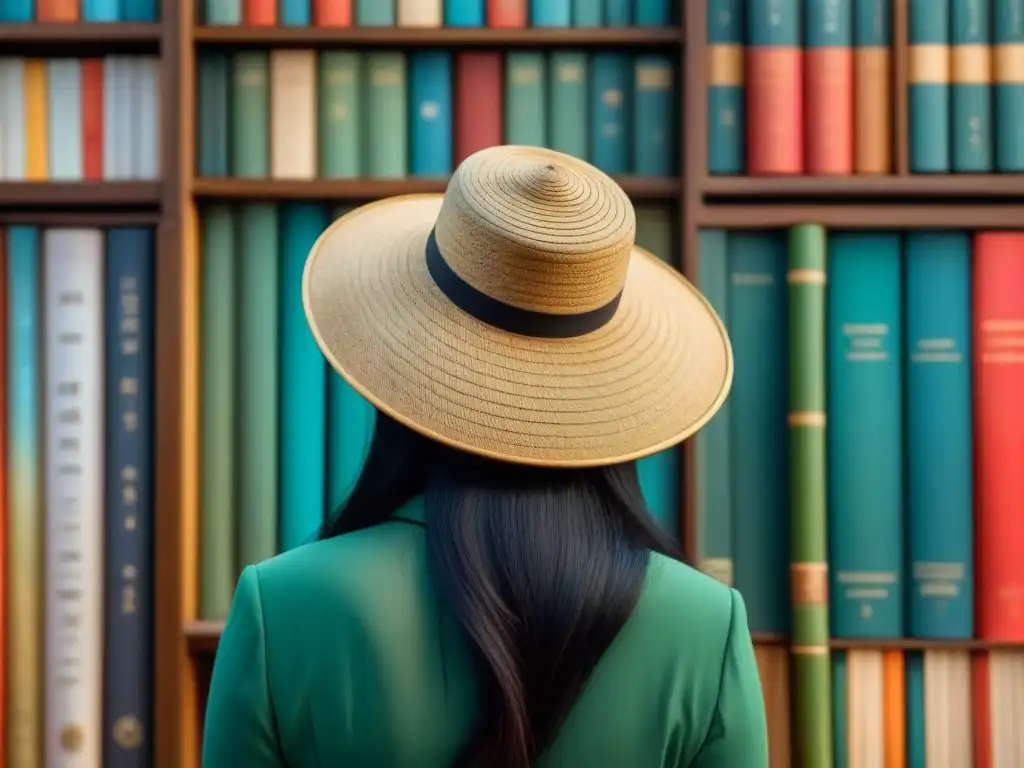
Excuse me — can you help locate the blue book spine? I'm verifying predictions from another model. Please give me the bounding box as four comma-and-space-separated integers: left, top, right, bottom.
84, 0, 120, 21
832, 652, 847, 768
327, 377, 376, 513
280, 204, 329, 550
951, 0, 992, 171
637, 450, 679, 541
47, 59, 83, 181
994, 0, 1024, 170
905, 232, 973, 639
590, 53, 630, 174
604, 0, 629, 25
909, 0, 951, 171
905, 652, 926, 766
727, 232, 790, 634
0, 0, 33, 20
827, 232, 903, 638
279, 0, 310, 25
707, 0, 745, 174
445, 0, 483, 26
103, 228, 155, 768
196, 55, 230, 177
572, 0, 601, 26
357, 0, 395, 25
122, 0, 158, 21
635, 0, 668, 25
633, 54, 675, 176
409, 51, 453, 177
531, 0, 570, 26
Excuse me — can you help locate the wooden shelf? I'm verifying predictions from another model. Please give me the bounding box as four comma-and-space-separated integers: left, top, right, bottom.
0, 22, 162, 52
703, 174, 1024, 200
697, 203, 1024, 230
193, 25, 682, 47
193, 176, 680, 200
0, 181, 161, 208
186, 620, 224, 655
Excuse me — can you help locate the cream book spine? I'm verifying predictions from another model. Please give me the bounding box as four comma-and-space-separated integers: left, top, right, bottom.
397, 0, 442, 26
270, 49, 317, 179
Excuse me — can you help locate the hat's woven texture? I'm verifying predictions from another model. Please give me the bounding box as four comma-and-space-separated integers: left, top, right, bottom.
303, 145, 732, 467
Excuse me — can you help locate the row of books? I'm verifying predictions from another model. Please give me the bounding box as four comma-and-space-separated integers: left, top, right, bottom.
1, 226, 155, 767
707, 0, 1024, 176
0, 0, 156, 21
0, 57, 160, 182
755, 646, 1024, 767
193, 201, 680, 618
197, 49, 674, 180
200, 0, 670, 28
693, 226, 1024, 643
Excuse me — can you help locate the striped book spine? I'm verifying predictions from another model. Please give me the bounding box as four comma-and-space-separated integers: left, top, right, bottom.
909, 0, 951, 171
951, 0, 993, 171
994, 0, 1024, 170
747, 0, 803, 174
787, 224, 833, 768
707, 0, 744, 174
805, 0, 854, 174
853, 0, 892, 173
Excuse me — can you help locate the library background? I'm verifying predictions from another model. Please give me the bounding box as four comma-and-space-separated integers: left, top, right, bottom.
2, 0, 1024, 765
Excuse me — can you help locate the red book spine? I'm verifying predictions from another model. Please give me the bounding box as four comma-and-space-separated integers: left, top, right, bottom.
313, 0, 350, 26
804, 48, 853, 174
973, 231, 1024, 641
971, 654, 992, 768
746, 47, 803, 175
487, 0, 526, 27
245, 0, 277, 26
81, 59, 104, 181
455, 52, 503, 164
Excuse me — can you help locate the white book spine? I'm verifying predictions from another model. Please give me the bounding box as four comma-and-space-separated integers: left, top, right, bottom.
102, 57, 121, 179
397, 0, 442, 26
0, 58, 27, 180
135, 57, 161, 180
270, 49, 317, 180
44, 228, 105, 768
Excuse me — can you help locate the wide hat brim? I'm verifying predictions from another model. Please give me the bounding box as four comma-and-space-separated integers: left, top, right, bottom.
303, 194, 733, 468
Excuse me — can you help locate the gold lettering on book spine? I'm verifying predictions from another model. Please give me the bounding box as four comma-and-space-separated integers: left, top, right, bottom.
791, 563, 829, 606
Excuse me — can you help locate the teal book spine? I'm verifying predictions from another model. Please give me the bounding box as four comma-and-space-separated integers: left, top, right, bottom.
909, 0, 951, 171
727, 231, 790, 634
832, 652, 847, 768
951, 0, 992, 171
356, 0, 395, 25
46, 59, 83, 181
572, 0, 601, 26
637, 450, 679, 541
707, 0, 744, 174
590, 53, 630, 174
204, 0, 241, 24
409, 51, 453, 176
280, 0, 310, 25
548, 51, 588, 160
635, 0, 668, 25
633, 54, 675, 176
327, 377, 376, 512
532, 0, 570, 26
230, 51, 269, 178
280, 204, 329, 551
505, 52, 547, 148
84, 0, 119, 19
196, 54, 229, 176
994, 0, 1024, 170
827, 232, 903, 638
694, 229, 733, 586
905, 652, 926, 767
366, 52, 407, 178
905, 232, 973, 639
318, 52, 361, 179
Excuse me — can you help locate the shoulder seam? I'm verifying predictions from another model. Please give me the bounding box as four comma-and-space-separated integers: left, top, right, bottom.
693, 587, 737, 756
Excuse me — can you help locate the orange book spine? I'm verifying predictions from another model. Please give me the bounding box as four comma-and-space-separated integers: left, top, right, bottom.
0, 226, 7, 768
746, 48, 803, 174
853, 45, 891, 173
805, 48, 854, 174
36, 0, 79, 21
973, 232, 1024, 641
881, 651, 905, 768
971, 654, 992, 768
312, 0, 351, 26
245, 0, 277, 26
81, 59, 104, 181
487, 0, 526, 27
24, 60, 48, 181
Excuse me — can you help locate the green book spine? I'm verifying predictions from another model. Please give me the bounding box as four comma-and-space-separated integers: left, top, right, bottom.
230, 51, 269, 178
199, 206, 236, 619
548, 51, 589, 160
196, 54, 229, 176
504, 52, 547, 147
787, 223, 833, 768
319, 51, 362, 178
237, 204, 280, 565
366, 52, 408, 178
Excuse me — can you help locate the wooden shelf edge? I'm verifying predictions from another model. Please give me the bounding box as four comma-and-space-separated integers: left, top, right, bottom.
0, 22, 162, 42
193, 25, 682, 46
703, 174, 1024, 199
0, 181, 161, 207
193, 176, 680, 200
696, 204, 1024, 229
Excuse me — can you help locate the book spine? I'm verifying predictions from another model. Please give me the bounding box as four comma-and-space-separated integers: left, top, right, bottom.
398, 0, 442, 25
971, 653, 992, 768
279, 0, 310, 25
83, 0, 119, 26
549, 51, 588, 161
279, 204, 329, 551
0, 226, 5, 768
827, 233, 903, 639
312, 0, 351, 25
633, 54, 674, 176
746, 0, 803, 174
604, 0, 629, 25
231, 51, 270, 178
81, 58, 104, 181
881, 651, 906, 765
24, 59, 47, 181
486, 0, 525, 26
47, 58, 83, 181
572, 0, 600, 26
905, 231, 974, 639
832, 652, 847, 768
590, 53, 629, 174
951, 0, 993, 171
409, 51, 453, 176
0, 0, 33, 20
43, 228, 105, 768
454, 52, 502, 163
695, 228, 732, 586
707, 0, 744, 175
853, 0, 892, 173
196, 54, 230, 177
847, 651, 886, 763
270, 50, 317, 180
119, 58, 140, 180
355, 0, 395, 25
504, 51, 547, 148
244, 0, 276, 25
318, 51, 361, 178
38, 0, 79, 21
366, 52, 408, 178
994, 0, 1024, 170
905, 652, 926, 768
237, 204, 280, 566
787, 223, 833, 768
727, 231, 790, 634
444, 0, 481, 25
973, 232, 1024, 641
908, 0, 951, 172
199, 206, 236, 620
805, 0, 854, 174
635, 0, 667, 25
0, 59, 26, 180
530, 0, 569, 26
5, 226, 43, 768
204, 0, 241, 25
103, 227, 155, 768
122, 0, 157, 20
134, 58, 160, 181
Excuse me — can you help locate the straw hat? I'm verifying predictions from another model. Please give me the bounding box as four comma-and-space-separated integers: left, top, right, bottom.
302, 145, 733, 468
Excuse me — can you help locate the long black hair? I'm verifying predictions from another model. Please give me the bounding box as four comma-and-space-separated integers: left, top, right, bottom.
319, 411, 682, 767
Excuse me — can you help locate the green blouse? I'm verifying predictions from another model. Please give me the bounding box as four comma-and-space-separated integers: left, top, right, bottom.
202, 498, 769, 767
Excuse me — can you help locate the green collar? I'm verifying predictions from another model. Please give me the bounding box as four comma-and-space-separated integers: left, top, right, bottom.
391, 496, 426, 524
